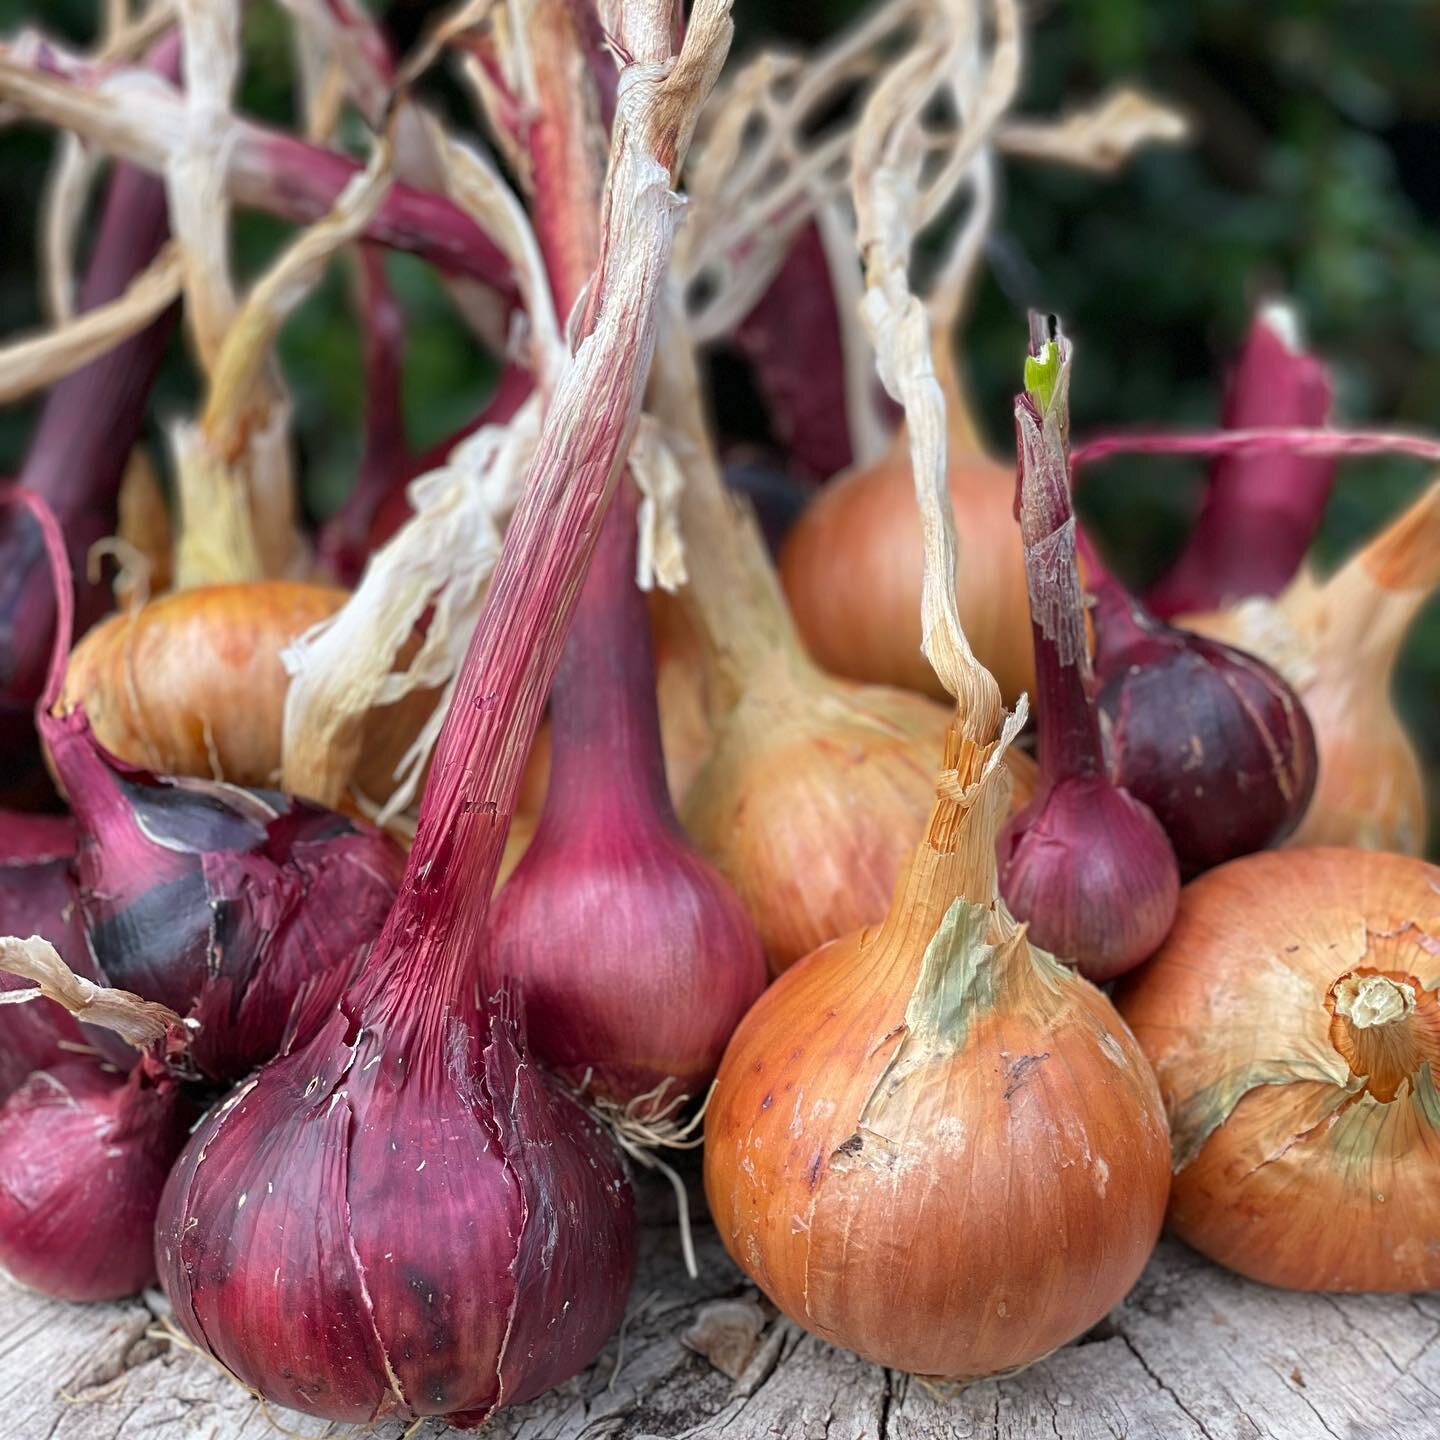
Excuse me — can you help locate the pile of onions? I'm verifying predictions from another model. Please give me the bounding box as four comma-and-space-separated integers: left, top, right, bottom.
1181, 479, 1440, 855
706, 322, 1170, 1378
998, 331, 1179, 980
1119, 847, 1440, 1292
150, 13, 730, 1422
1147, 302, 1334, 618
1079, 531, 1318, 873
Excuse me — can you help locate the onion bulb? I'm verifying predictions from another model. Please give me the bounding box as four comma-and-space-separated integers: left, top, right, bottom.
998, 336, 1179, 980
1181, 479, 1439, 855
1119, 847, 1440, 1292
1081, 533, 1318, 873
57, 580, 433, 807
780, 423, 1033, 705
705, 718, 1169, 1377
663, 350, 1032, 975
0, 1056, 187, 1300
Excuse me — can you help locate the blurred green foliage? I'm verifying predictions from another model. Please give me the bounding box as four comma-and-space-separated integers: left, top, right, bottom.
0, 0, 1435, 844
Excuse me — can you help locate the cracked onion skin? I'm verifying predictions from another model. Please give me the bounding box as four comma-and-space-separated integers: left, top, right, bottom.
1119, 848, 1440, 1292
45, 704, 404, 1081
156, 991, 634, 1426
704, 738, 1169, 1379
780, 447, 1034, 705
0, 1059, 187, 1300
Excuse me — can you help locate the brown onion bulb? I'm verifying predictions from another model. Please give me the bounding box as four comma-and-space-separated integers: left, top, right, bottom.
780, 442, 1034, 703
1119, 847, 1440, 1292
1181, 480, 1439, 855
682, 651, 1035, 974
705, 723, 1169, 1377
57, 581, 432, 805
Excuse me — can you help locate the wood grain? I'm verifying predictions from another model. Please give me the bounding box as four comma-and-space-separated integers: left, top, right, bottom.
2, 1173, 1434, 1440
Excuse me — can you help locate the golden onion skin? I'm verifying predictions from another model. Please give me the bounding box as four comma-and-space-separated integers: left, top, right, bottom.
780, 451, 1034, 705
682, 677, 1036, 975
57, 581, 432, 805
704, 856, 1170, 1378
1120, 847, 1440, 1292
59, 582, 346, 785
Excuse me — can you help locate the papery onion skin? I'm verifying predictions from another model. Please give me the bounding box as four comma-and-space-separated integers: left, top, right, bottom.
1119, 847, 1440, 1292
682, 667, 954, 973
999, 776, 1178, 982
47, 705, 404, 1080
56, 581, 431, 804
0, 1059, 187, 1300
780, 451, 1034, 704
156, 993, 635, 1426
704, 795, 1170, 1377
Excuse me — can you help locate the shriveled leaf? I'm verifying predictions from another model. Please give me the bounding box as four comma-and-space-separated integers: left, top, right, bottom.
0, 245, 181, 404
281, 400, 539, 814
0, 935, 180, 1047
998, 86, 1188, 173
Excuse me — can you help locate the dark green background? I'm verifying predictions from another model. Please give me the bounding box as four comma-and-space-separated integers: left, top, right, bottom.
1, 0, 1435, 847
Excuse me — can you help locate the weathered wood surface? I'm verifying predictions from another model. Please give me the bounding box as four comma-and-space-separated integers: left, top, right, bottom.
3, 1170, 1436, 1440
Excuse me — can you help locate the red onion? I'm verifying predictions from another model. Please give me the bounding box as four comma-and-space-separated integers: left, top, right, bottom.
1081, 530, 1318, 874
152, 17, 720, 1415
0, 61, 177, 808
489, 477, 765, 1116
47, 706, 405, 1079
9, 486, 405, 1082
1147, 303, 1333, 617
998, 329, 1178, 980
0, 1055, 187, 1300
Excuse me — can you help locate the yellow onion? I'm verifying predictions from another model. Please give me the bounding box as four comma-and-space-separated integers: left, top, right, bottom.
780, 434, 1034, 705
705, 714, 1170, 1377
1119, 847, 1440, 1292
56, 580, 432, 805
1181, 479, 1439, 854
679, 599, 1036, 974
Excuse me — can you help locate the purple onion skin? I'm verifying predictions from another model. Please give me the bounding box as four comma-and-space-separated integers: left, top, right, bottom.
489, 799, 766, 1107
156, 992, 635, 1426
998, 776, 1180, 982
489, 479, 766, 1109
0, 855, 135, 1095
0, 1059, 188, 1300
0, 100, 177, 807
45, 707, 405, 1079
0, 811, 74, 863
1147, 308, 1333, 619
1094, 621, 1318, 874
